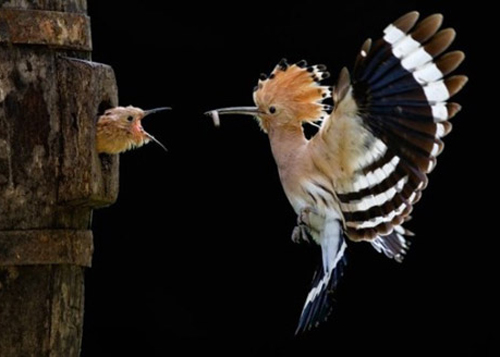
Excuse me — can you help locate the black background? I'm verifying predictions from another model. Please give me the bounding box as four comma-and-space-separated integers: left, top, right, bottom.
83, 1, 495, 356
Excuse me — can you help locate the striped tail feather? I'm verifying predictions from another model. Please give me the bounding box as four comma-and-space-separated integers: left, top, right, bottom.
335, 11, 467, 243
370, 225, 413, 262
295, 231, 348, 334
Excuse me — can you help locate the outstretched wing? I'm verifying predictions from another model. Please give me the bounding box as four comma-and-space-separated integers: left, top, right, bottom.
310, 12, 467, 255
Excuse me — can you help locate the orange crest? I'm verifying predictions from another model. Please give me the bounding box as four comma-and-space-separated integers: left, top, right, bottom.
253, 59, 332, 126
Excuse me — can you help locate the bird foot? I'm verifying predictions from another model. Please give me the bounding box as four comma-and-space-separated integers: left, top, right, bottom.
292, 225, 312, 244
298, 207, 317, 226
291, 207, 318, 244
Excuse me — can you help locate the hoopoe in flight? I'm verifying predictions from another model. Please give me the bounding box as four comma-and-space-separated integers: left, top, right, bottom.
206, 12, 467, 333
96, 106, 170, 154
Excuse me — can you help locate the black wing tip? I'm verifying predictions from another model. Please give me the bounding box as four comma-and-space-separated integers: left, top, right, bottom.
351, 9, 466, 185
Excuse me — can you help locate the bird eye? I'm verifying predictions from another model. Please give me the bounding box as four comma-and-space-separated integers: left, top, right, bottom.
127, 115, 134, 122
269, 106, 276, 114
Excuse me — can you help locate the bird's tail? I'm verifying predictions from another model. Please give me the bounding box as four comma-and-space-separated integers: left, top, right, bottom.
295, 233, 348, 334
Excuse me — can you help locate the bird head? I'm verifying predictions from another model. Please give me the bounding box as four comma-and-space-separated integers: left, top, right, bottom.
206, 59, 332, 132
96, 105, 170, 154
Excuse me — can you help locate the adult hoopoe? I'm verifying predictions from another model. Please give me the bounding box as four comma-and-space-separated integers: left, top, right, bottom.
96, 106, 170, 154
206, 12, 467, 333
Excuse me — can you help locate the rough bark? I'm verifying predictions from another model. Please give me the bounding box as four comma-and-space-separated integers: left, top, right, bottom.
0, 265, 85, 356
0, 0, 86, 13
0, 1, 118, 355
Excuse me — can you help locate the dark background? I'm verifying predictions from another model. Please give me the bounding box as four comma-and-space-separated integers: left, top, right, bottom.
83, 1, 495, 356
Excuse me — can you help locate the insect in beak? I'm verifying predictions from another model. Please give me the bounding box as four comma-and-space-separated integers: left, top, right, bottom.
205, 107, 263, 127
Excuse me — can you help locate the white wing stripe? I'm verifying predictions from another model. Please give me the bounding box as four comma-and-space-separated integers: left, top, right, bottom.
430, 143, 440, 157
346, 202, 407, 229
350, 155, 400, 192
431, 103, 449, 122
340, 177, 407, 212
385, 24, 448, 108
304, 239, 347, 304
436, 123, 446, 137
401, 47, 433, 71
423, 81, 450, 103
413, 62, 443, 83
383, 24, 406, 44
392, 35, 424, 59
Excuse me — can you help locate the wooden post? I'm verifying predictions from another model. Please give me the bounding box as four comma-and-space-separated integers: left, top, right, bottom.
0, 1, 119, 356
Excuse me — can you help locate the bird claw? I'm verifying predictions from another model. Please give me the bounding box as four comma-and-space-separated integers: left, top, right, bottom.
292, 225, 311, 244
291, 207, 318, 244
298, 207, 313, 226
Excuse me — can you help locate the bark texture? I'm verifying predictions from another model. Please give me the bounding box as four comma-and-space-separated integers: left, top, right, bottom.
0, 1, 119, 355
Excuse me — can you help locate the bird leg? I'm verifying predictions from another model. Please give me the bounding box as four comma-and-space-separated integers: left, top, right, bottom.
291, 207, 320, 244
292, 225, 312, 244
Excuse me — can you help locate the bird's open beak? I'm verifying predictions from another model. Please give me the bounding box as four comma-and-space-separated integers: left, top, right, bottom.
143, 107, 172, 118
204, 106, 263, 127
145, 132, 168, 152
141, 107, 171, 152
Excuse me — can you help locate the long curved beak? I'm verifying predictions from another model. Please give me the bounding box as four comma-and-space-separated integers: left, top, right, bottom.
141, 107, 170, 152
143, 107, 172, 117
204, 106, 263, 127
145, 133, 168, 152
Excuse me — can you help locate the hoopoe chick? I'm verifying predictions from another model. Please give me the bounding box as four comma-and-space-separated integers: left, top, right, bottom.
96, 106, 170, 154
206, 12, 467, 333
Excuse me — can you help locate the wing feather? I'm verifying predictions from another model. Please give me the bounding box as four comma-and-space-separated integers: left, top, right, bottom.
310, 12, 466, 247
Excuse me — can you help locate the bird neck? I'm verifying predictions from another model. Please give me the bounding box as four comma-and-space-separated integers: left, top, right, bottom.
267, 122, 307, 167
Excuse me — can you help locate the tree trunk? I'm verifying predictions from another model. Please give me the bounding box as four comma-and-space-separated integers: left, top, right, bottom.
0, 1, 119, 356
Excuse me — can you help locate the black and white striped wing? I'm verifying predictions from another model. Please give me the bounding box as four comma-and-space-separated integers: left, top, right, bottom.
319, 12, 467, 257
